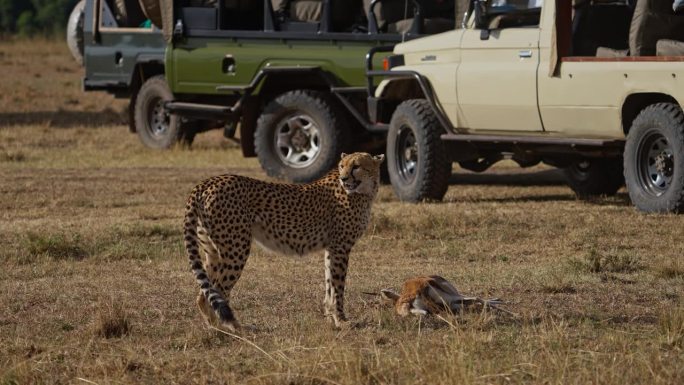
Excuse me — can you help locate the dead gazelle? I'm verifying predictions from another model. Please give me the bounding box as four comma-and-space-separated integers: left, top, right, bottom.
379, 275, 507, 316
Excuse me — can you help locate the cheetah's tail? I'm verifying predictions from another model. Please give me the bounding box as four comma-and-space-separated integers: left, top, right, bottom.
184, 189, 237, 329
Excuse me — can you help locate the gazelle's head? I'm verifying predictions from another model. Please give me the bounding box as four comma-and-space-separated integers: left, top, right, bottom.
380, 276, 464, 317
338, 152, 385, 195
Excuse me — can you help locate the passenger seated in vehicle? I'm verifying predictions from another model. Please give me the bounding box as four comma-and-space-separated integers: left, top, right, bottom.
484, 0, 542, 29
271, 0, 362, 32
582, 0, 684, 58
572, 0, 632, 57
105, 0, 147, 28
364, 0, 455, 35
272, 0, 320, 24
630, 0, 684, 56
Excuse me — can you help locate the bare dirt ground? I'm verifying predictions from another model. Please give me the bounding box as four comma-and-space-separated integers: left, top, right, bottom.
1, 38, 683, 385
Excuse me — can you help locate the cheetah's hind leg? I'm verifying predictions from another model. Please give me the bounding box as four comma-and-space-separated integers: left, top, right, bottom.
195, 220, 248, 334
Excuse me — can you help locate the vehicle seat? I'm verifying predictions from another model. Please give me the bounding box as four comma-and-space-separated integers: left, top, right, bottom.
364, 0, 455, 35
630, 0, 684, 56
595, 47, 629, 58
572, 0, 633, 56
656, 39, 684, 55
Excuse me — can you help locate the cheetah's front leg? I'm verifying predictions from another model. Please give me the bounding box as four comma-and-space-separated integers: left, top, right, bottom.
324, 249, 349, 327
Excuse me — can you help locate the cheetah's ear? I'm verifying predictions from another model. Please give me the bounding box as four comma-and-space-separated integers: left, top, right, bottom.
341, 152, 348, 159
373, 154, 385, 165
380, 289, 400, 304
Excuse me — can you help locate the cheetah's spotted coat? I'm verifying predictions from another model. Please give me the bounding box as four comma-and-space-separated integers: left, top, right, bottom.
184, 152, 384, 331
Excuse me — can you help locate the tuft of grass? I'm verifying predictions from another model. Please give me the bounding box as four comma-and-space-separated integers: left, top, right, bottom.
94, 302, 132, 339
659, 307, 684, 349
0, 150, 27, 162
1, 377, 19, 385
123, 223, 181, 238
570, 249, 642, 274
22, 232, 87, 261
653, 260, 684, 279
369, 212, 402, 234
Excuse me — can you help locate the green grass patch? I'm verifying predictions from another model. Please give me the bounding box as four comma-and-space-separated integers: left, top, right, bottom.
659, 307, 684, 349
22, 232, 87, 261
0, 150, 27, 162
653, 260, 684, 279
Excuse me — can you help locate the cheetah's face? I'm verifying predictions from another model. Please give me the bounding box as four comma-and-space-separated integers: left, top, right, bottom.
338, 152, 385, 195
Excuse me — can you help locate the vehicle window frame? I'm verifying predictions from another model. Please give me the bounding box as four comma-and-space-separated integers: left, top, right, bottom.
181, 1, 449, 42
98, 0, 157, 33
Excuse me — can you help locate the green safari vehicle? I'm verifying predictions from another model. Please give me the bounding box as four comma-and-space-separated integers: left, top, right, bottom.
151, 0, 460, 181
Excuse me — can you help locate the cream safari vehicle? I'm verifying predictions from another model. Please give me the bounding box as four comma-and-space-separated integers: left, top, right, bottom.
369, 0, 684, 213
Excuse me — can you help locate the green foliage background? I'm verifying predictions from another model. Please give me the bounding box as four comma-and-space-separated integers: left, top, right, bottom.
0, 0, 80, 36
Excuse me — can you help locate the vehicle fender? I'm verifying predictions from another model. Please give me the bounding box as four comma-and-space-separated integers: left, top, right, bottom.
254, 65, 334, 97
375, 76, 425, 100
127, 58, 165, 133
621, 92, 679, 135
238, 64, 337, 157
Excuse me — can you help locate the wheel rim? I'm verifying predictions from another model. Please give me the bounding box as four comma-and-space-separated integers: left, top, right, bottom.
395, 124, 418, 183
274, 113, 321, 168
147, 96, 170, 138
636, 129, 674, 196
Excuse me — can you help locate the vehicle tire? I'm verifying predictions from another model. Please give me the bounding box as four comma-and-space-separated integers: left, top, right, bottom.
66, 0, 85, 65
563, 158, 624, 198
386, 99, 451, 202
624, 102, 684, 213
255, 90, 347, 182
134, 75, 194, 149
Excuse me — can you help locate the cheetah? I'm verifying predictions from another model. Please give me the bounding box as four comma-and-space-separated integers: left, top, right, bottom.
183, 152, 385, 331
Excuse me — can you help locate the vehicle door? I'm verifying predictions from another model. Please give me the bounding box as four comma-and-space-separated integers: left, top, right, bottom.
85, 0, 161, 87
456, 1, 543, 132
169, 1, 266, 95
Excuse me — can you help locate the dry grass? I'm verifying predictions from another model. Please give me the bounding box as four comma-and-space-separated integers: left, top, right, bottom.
95, 302, 132, 339
1, 38, 684, 385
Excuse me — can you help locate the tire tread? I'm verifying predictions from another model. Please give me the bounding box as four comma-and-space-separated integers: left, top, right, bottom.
624, 102, 684, 213
388, 99, 451, 202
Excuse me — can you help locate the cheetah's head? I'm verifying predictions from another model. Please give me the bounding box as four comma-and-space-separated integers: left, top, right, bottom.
338, 152, 385, 195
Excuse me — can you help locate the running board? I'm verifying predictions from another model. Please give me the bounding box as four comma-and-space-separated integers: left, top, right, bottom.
441, 134, 625, 147
164, 102, 236, 119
